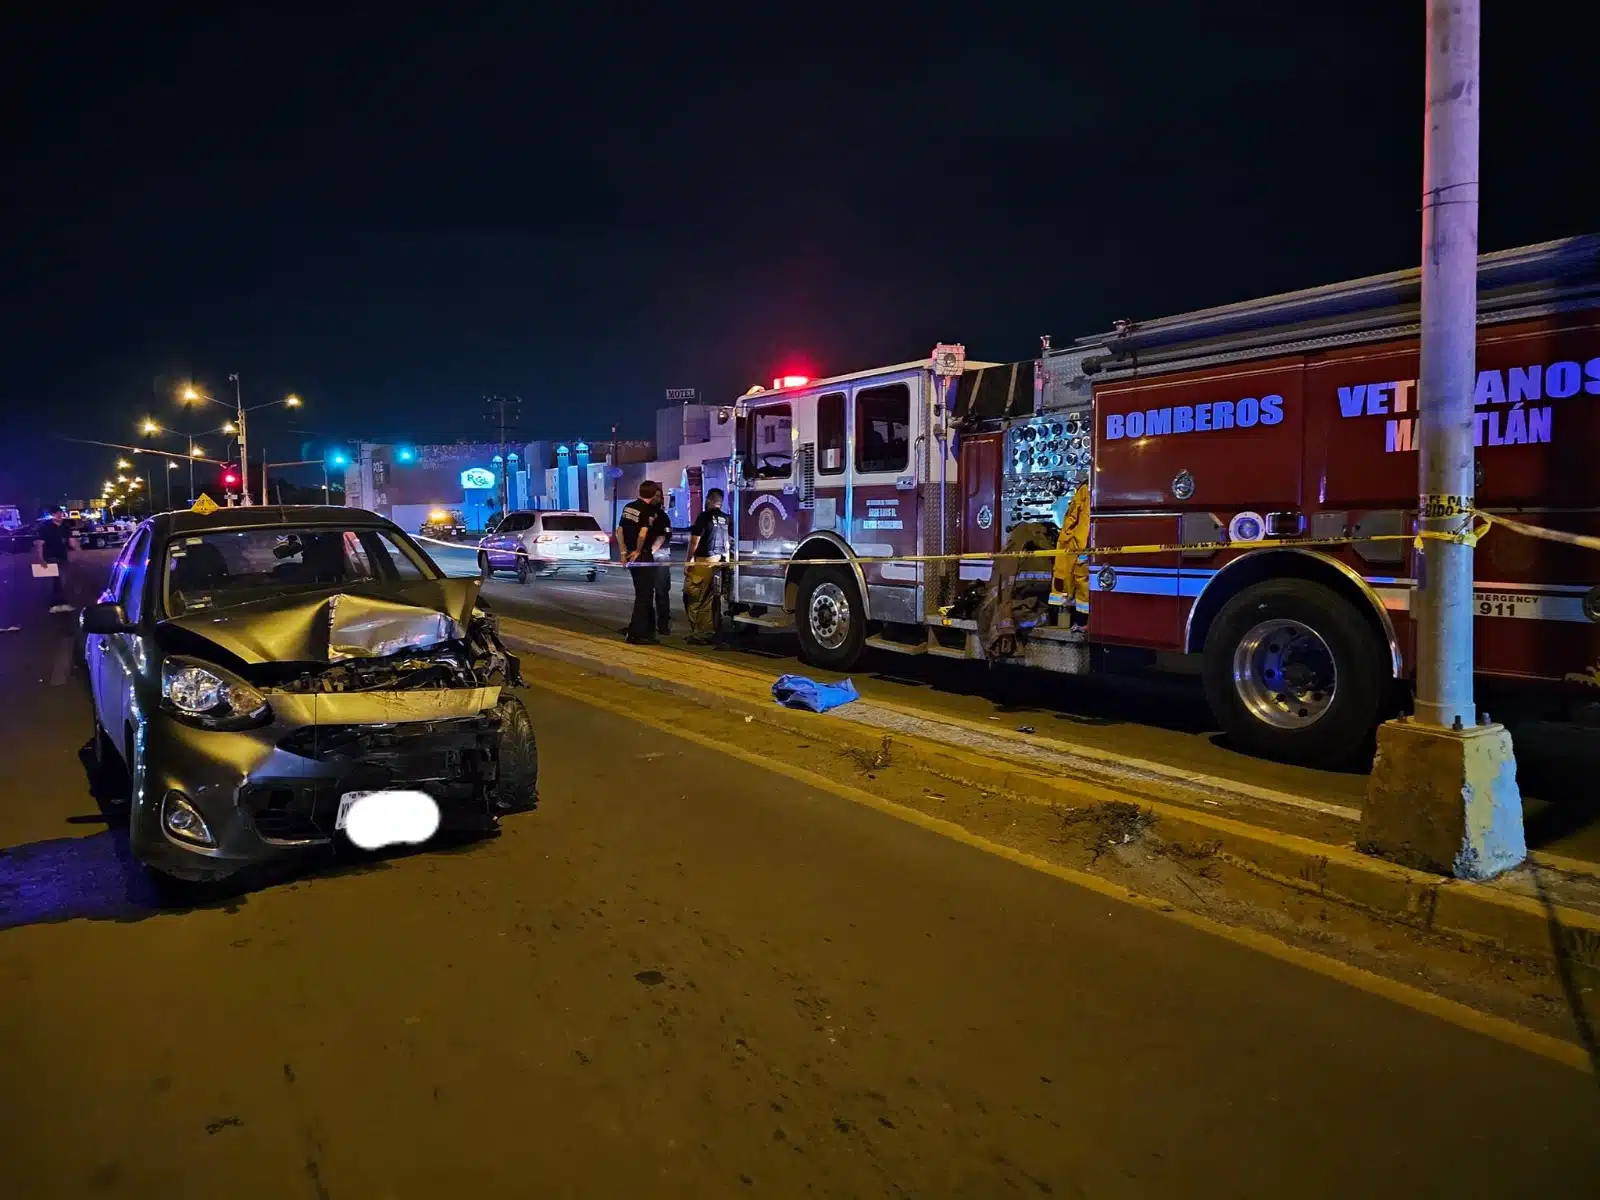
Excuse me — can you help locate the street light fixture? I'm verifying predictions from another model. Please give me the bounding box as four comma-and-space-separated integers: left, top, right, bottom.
179, 379, 305, 505
116, 458, 132, 469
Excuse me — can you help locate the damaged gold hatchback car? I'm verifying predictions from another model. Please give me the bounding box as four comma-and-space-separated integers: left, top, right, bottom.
80, 505, 536, 886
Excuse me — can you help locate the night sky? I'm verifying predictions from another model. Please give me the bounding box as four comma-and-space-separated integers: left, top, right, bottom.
3, 5, 1593, 506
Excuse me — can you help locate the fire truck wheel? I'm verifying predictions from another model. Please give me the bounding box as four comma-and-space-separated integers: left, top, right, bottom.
796, 566, 865, 670
1202, 578, 1385, 769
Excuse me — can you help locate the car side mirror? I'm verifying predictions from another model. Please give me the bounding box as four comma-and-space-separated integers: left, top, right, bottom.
81, 602, 132, 634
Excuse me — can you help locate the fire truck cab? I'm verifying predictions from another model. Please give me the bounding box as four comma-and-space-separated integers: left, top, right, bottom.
728, 351, 1008, 659
728, 235, 1600, 768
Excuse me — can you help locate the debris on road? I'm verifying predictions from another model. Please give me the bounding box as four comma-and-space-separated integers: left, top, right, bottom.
846, 734, 894, 774
772, 674, 860, 714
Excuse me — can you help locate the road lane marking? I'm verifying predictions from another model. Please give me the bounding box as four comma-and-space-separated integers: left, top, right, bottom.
524, 672, 1594, 1076
49, 637, 73, 687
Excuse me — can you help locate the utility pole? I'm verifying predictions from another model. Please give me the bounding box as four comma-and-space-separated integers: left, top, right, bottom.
482, 394, 523, 517
1361, 0, 1524, 881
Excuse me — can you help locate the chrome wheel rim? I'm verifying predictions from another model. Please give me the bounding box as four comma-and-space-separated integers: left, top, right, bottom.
1231, 618, 1336, 729
808, 582, 851, 651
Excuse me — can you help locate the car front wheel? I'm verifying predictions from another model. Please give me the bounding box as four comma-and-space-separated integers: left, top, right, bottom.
493, 696, 539, 812
478, 551, 493, 580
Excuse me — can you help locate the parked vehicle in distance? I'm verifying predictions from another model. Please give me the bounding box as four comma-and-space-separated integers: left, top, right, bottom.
420, 508, 468, 541
477, 510, 610, 583
0, 505, 29, 553
75, 518, 130, 551
80, 504, 537, 890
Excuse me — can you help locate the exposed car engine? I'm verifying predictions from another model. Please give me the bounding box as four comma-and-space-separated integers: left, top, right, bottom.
274, 609, 522, 694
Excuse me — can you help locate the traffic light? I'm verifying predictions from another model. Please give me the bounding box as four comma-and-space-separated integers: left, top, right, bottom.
220, 463, 240, 491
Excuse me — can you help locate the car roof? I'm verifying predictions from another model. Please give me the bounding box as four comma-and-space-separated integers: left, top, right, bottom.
534, 510, 597, 519
149, 504, 401, 540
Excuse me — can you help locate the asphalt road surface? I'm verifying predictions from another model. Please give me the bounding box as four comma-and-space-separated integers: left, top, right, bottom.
2, 547, 1596, 1198
425, 542, 1600, 865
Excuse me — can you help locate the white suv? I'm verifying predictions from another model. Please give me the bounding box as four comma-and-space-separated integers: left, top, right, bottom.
478, 510, 610, 583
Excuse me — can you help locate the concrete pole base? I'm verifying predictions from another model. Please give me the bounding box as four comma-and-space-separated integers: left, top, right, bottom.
1360, 719, 1526, 881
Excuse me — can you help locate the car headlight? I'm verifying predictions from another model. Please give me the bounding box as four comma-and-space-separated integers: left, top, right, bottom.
161, 658, 271, 730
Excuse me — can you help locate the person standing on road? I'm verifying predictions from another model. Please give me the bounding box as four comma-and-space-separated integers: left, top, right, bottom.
617, 481, 669, 645
683, 488, 732, 646
34, 507, 78, 614
646, 484, 674, 637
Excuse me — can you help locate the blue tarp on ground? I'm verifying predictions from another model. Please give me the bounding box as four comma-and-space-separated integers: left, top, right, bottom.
771, 674, 860, 714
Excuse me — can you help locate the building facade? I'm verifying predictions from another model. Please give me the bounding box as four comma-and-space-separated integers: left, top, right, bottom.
343, 438, 655, 533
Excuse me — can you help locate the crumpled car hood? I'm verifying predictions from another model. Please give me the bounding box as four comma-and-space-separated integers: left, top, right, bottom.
160, 578, 483, 665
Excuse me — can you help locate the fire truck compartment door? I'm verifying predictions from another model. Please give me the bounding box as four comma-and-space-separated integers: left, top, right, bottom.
959, 433, 1002, 559
1087, 514, 1184, 650
1093, 364, 1304, 509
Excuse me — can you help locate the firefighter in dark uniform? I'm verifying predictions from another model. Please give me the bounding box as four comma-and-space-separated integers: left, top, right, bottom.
616, 481, 670, 645
683, 488, 732, 645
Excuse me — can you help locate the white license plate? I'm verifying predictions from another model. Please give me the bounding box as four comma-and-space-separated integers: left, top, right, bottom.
334, 789, 442, 848
336, 790, 382, 830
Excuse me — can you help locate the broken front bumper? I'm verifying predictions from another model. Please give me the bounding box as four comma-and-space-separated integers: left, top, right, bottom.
132, 688, 505, 882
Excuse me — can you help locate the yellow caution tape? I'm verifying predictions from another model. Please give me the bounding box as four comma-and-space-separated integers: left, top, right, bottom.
408, 509, 1600, 571
731, 526, 1484, 568
1476, 511, 1600, 553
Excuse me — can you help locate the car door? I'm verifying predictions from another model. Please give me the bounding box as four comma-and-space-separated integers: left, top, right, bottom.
485, 514, 512, 565
98, 527, 151, 757
89, 531, 141, 731
495, 513, 532, 565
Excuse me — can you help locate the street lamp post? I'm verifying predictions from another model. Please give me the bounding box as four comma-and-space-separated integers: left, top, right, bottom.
180, 380, 302, 506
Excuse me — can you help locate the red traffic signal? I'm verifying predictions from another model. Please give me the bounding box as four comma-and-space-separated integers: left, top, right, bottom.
220, 464, 240, 489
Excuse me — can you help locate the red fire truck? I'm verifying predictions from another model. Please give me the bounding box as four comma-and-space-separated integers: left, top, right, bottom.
726, 236, 1600, 767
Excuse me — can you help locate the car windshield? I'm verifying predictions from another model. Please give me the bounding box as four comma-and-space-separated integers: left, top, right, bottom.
541, 515, 601, 532
160, 525, 438, 617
